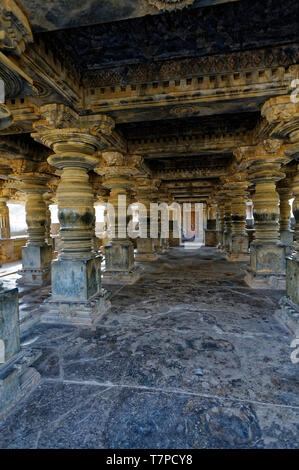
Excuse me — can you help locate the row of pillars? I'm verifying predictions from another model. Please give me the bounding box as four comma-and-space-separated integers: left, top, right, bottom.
0, 156, 182, 325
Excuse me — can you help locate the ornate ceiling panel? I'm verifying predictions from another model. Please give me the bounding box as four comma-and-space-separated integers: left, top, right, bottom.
36, 0, 299, 71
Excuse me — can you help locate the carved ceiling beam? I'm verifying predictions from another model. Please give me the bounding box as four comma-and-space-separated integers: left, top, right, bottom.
85, 48, 297, 90
154, 167, 227, 180
88, 79, 289, 124
128, 131, 250, 158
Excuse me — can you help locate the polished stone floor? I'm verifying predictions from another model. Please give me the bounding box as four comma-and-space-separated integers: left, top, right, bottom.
0, 247, 298, 449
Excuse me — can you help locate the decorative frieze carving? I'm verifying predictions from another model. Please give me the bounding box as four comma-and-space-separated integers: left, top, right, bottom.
86, 46, 298, 88
154, 167, 227, 180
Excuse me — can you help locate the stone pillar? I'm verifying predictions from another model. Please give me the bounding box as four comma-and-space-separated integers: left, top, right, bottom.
277, 164, 299, 334
97, 191, 110, 252
17, 174, 52, 286
202, 204, 207, 231
205, 202, 217, 247
159, 190, 171, 251
32, 106, 112, 324
95, 152, 140, 284
277, 182, 294, 248
0, 196, 10, 239
244, 140, 287, 288
168, 200, 181, 248
216, 202, 225, 249
227, 176, 249, 261
222, 200, 232, 254
260, 92, 299, 329
135, 177, 160, 261
154, 206, 164, 255
44, 153, 110, 323
43, 192, 55, 253
283, 166, 299, 312
0, 281, 41, 421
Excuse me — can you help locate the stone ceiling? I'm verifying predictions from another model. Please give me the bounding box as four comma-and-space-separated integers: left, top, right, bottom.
119, 112, 259, 139
1, 0, 298, 203
36, 0, 297, 71
20, 0, 239, 32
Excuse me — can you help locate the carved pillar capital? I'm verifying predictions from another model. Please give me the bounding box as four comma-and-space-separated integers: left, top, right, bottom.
262, 96, 299, 143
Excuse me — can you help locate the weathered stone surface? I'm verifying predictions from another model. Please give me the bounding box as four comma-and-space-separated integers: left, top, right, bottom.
0, 237, 27, 265
42, 256, 110, 325
51, 257, 102, 302
105, 240, 134, 273
246, 242, 286, 289
0, 283, 20, 361
0, 282, 41, 422
0, 248, 297, 448
19, 244, 52, 286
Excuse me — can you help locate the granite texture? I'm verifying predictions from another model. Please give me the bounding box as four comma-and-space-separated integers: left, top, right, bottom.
0, 247, 298, 448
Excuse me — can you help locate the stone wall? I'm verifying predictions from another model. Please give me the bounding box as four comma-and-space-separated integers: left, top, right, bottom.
0, 237, 27, 264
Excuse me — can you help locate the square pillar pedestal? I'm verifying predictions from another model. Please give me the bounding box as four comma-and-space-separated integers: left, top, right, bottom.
42, 256, 110, 325
222, 231, 232, 253
205, 229, 217, 247
135, 238, 158, 262
103, 240, 140, 284
227, 234, 249, 262
18, 244, 52, 286
0, 282, 41, 421
245, 241, 286, 289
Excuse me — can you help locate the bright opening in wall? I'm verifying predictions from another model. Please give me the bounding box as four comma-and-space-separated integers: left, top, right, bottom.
290, 198, 294, 218
49, 204, 59, 224
7, 203, 27, 236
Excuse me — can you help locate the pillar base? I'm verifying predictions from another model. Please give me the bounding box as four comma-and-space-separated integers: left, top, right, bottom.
51, 256, 102, 302
105, 239, 134, 272
286, 256, 299, 305
280, 230, 294, 246
0, 349, 41, 422
275, 296, 299, 337
169, 238, 181, 247
244, 269, 285, 289
41, 289, 111, 326
154, 240, 165, 255
18, 244, 52, 286
226, 253, 250, 262
245, 241, 286, 289
223, 232, 232, 252
205, 229, 217, 247
135, 252, 158, 262
136, 238, 158, 261
102, 269, 140, 285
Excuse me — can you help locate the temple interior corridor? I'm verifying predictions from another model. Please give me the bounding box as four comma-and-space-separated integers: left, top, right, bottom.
1, 0, 299, 451
0, 247, 297, 449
